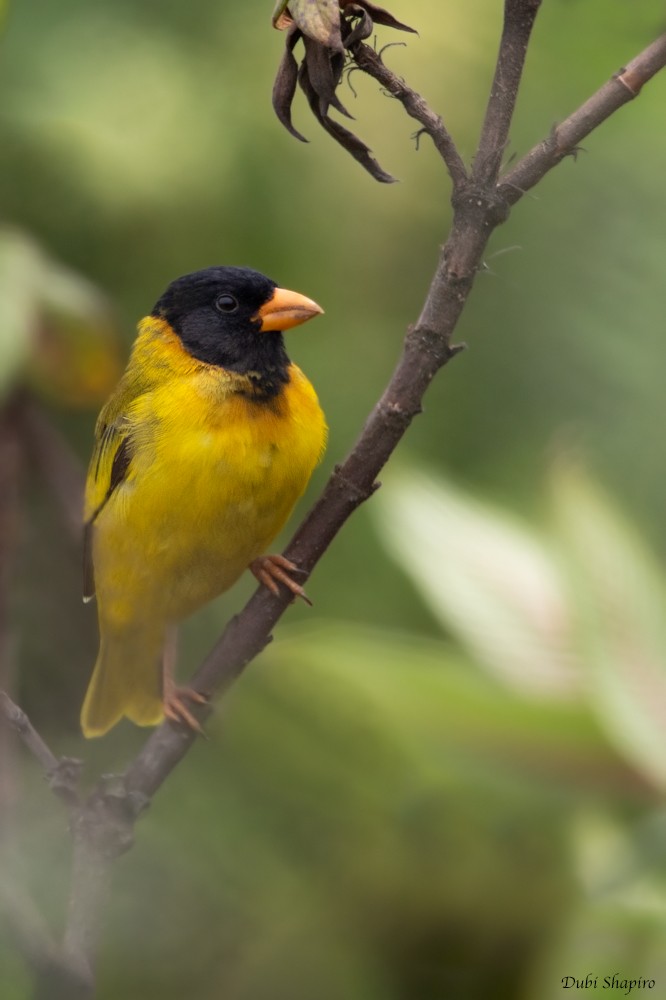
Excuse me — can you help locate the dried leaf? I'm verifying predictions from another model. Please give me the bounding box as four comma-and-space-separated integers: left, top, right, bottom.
272, 28, 308, 142
320, 117, 396, 182
341, 0, 416, 34
287, 0, 343, 51
270, 0, 415, 182
303, 34, 351, 118
298, 60, 396, 182
340, 5, 373, 47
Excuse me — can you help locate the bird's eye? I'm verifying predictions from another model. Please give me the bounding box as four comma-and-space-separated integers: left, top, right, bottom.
215, 294, 238, 313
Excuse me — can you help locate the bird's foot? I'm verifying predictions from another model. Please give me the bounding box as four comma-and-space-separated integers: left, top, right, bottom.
250, 554, 312, 606
162, 684, 209, 735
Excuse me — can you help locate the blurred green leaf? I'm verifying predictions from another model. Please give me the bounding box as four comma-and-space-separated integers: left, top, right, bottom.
27, 255, 122, 408
375, 469, 578, 698
0, 225, 121, 408
248, 623, 651, 804
553, 464, 666, 792
0, 228, 42, 400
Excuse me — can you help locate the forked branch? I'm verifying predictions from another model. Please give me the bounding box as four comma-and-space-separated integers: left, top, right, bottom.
124, 24, 666, 805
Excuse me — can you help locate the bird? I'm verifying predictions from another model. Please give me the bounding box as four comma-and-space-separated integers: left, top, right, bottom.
80, 266, 327, 738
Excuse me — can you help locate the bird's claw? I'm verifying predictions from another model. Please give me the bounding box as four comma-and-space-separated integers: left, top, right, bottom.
162, 686, 209, 736
250, 554, 312, 606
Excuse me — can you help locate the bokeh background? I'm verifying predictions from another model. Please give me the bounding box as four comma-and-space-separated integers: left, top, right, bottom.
1, 1, 666, 997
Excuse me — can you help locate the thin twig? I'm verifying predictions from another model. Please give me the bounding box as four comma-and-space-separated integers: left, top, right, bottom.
498, 33, 666, 204
473, 0, 542, 185
0, 691, 60, 774
350, 41, 468, 190
0, 691, 82, 808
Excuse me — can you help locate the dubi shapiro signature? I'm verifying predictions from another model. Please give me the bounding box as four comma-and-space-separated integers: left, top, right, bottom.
562, 975, 656, 996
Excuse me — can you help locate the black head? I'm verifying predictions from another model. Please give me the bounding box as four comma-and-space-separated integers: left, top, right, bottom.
152, 266, 289, 393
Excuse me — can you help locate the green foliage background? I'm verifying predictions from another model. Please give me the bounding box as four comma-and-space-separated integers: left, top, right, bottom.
1, 1, 665, 998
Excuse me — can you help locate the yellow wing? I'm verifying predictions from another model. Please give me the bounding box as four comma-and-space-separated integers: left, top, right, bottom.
81, 351, 170, 733
82, 370, 144, 601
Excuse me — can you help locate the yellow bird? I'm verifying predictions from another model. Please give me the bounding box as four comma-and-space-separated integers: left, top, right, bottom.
81, 266, 326, 737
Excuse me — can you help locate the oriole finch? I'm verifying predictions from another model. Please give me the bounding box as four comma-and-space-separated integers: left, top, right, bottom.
81, 266, 326, 737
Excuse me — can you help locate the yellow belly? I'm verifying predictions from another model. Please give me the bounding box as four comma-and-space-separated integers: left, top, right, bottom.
93, 364, 326, 629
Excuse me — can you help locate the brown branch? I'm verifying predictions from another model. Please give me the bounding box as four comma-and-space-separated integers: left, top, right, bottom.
473, 0, 542, 184
498, 33, 666, 205
54, 775, 142, 999
350, 42, 468, 190
62, 818, 113, 997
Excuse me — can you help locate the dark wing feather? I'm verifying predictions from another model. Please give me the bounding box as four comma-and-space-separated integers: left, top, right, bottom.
83, 432, 133, 602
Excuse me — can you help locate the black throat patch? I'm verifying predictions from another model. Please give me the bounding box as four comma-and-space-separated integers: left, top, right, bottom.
151, 266, 293, 399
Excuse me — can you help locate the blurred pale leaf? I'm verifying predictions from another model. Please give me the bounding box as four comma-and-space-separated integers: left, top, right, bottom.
375, 470, 579, 698
0, 228, 42, 401
553, 465, 666, 791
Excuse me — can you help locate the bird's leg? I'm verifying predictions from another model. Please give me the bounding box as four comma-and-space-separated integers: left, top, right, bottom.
161, 626, 208, 734
250, 554, 312, 606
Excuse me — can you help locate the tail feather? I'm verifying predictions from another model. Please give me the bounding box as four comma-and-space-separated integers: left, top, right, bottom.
81, 631, 165, 738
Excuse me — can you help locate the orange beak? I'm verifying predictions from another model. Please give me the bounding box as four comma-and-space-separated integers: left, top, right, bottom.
256, 286, 324, 332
